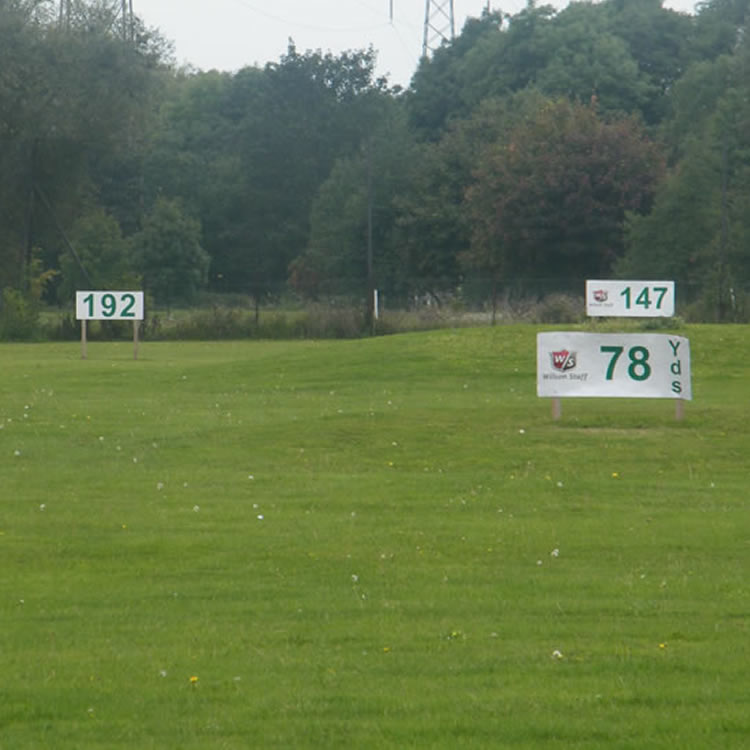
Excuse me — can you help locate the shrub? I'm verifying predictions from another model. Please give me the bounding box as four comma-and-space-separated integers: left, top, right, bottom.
530, 293, 585, 324
683, 286, 748, 323
297, 304, 365, 339
164, 307, 253, 340
45, 313, 80, 341
0, 256, 57, 340
0, 287, 41, 340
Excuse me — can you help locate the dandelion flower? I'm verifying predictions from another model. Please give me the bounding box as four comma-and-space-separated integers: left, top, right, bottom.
189, 675, 199, 684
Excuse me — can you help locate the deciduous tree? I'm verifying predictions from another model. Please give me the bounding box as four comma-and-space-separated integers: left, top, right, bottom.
133, 198, 208, 308
465, 98, 665, 294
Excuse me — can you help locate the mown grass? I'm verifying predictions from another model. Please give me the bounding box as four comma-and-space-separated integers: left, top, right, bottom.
1, 325, 749, 748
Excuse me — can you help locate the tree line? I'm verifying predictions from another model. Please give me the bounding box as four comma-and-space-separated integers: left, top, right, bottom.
1, 0, 748, 330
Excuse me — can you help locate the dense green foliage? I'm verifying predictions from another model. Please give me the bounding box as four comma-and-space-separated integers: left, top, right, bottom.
2, 326, 749, 747
1, 0, 749, 332
464, 98, 665, 313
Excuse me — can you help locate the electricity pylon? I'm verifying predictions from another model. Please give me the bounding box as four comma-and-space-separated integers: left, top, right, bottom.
59, 0, 134, 40
58, 0, 71, 28
422, 0, 455, 57
120, 0, 134, 41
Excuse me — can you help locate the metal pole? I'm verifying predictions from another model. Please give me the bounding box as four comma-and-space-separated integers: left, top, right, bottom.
366, 133, 375, 335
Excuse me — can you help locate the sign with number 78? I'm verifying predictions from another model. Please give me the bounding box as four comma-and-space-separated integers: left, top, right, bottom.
537, 332, 691, 399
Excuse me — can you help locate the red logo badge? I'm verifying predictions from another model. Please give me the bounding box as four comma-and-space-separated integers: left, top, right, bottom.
550, 350, 576, 371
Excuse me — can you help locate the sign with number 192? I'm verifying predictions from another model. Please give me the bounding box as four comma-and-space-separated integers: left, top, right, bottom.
537, 332, 691, 400
586, 280, 675, 317
76, 291, 144, 321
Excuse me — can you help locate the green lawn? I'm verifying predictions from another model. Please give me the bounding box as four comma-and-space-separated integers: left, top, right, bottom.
1, 325, 748, 748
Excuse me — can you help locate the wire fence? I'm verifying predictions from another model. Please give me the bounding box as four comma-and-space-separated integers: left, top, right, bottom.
2, 276, 747, 342
190, 276, 744, 319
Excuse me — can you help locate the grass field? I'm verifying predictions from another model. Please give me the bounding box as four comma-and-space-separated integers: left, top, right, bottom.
1, 325, 749, 748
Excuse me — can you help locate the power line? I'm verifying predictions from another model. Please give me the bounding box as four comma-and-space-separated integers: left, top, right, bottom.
229, 0, 392, 35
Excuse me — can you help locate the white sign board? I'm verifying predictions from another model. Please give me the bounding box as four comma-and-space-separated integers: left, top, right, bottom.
537, 332, 691, 400
76, 291, 144, 321
586, 280, 675, 317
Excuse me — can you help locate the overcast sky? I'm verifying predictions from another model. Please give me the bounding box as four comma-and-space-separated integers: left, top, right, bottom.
136, 0, 700, 87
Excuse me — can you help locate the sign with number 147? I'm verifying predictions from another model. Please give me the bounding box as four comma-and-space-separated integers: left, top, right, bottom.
586, 280, 675, 317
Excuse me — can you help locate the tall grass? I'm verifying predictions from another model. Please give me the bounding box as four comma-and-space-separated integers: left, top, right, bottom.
1, 325, 748, 748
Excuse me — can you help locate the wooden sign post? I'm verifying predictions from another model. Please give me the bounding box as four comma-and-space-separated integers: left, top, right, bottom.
75, 291, 145, 360
542, 279, 688, 421
81, 318, 88, 360
537, 332, 692, 420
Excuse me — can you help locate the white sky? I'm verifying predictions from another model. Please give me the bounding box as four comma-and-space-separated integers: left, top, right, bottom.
136, 0, 700, 87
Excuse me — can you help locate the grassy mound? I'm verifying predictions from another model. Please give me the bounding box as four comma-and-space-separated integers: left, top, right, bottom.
2, 325, 748, 748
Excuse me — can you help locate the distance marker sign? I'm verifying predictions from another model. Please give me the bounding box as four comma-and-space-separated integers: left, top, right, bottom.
75, 291, 145, 360
76, 291, 144, 321
537, 332, 691, 400
586, 280, 675, 317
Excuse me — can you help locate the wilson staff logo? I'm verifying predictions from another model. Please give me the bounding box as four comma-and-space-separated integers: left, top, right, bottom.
593, 289, 608, 302
550, 350, 577, 371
